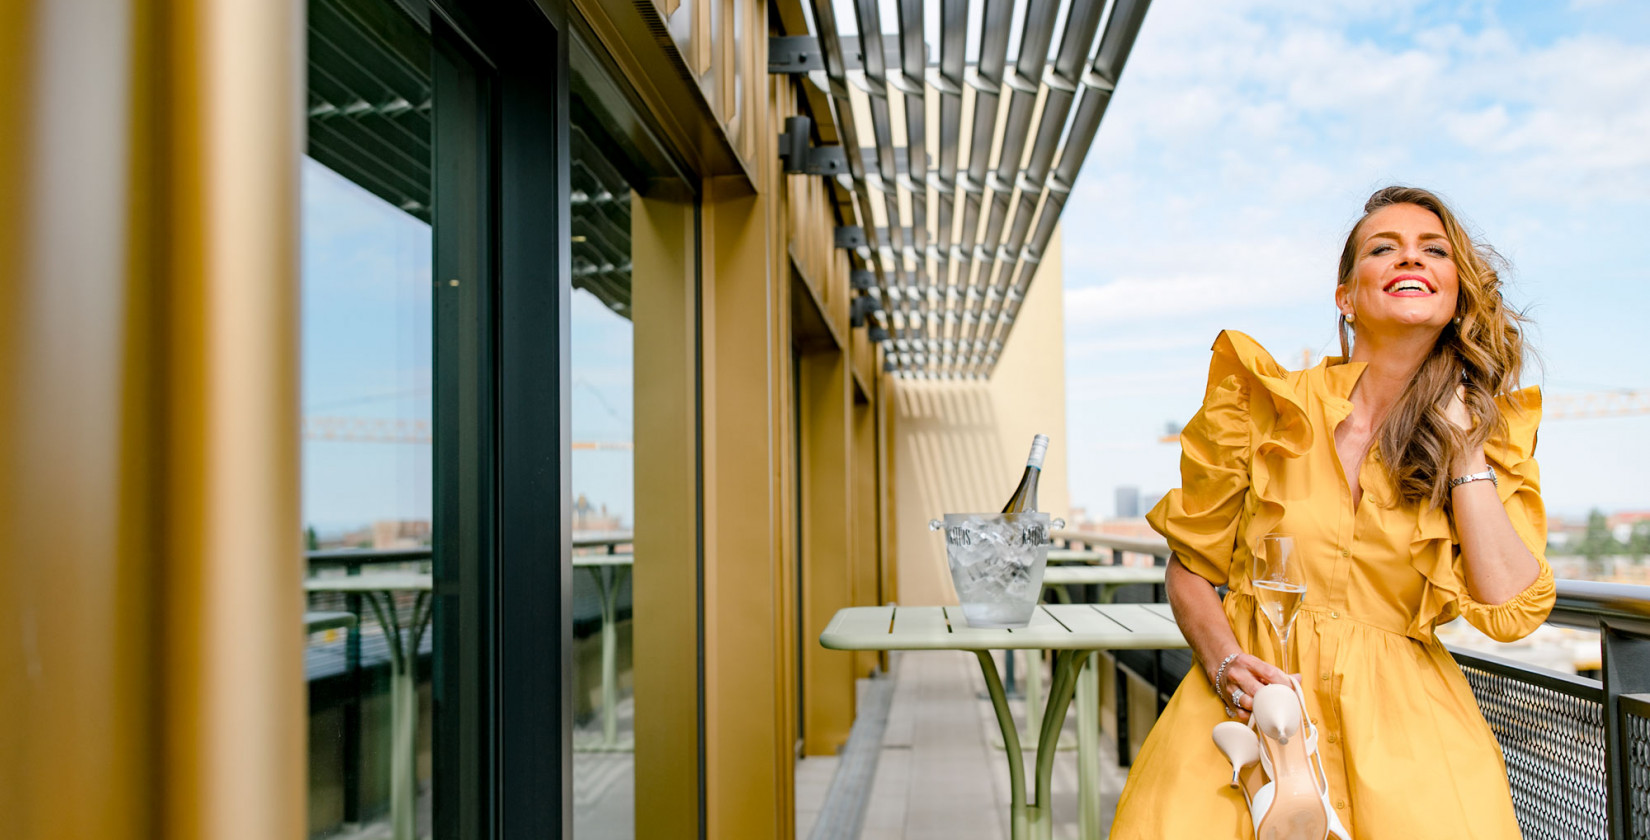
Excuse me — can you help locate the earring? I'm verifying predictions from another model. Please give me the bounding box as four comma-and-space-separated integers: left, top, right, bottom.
1344, 312, 1355, 324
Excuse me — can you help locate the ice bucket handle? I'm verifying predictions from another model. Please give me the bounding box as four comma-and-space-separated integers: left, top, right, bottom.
928, 517, 1066, 536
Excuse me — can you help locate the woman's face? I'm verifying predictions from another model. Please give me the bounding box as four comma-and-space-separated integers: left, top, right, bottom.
1338, 202, 1460, 338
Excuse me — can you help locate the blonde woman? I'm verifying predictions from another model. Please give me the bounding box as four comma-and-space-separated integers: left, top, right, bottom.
1110, 186, 1553, 838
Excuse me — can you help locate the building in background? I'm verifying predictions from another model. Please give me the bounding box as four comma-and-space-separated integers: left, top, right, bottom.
1115, 485, 1140, 519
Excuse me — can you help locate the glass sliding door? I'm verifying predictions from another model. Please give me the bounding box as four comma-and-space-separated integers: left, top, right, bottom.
301, 0, 436, 837
569, 29, 702, 839
303, 0, 579, 837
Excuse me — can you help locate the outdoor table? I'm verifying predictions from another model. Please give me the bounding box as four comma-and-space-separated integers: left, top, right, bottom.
572, 551, 634, 750
1042, 564, 1165, 604
1033, 565, 1167, 836
304, 610, 358, 634
305, 572, 432, 840
1045, 547, 1113, 564
820, 604, 1187, 840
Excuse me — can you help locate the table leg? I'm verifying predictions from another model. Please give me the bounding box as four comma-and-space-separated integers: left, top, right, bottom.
974, 651, 1029, 840
1076, 652, 1100, 839
597, 566, 622, 748
1024, 649, 1044, 747
1032, 651, 1080, 840
364, 591, 418, 840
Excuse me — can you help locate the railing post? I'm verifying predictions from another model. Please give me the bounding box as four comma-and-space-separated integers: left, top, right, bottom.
344, 561, 364, 825
1601, 619, 1650, 840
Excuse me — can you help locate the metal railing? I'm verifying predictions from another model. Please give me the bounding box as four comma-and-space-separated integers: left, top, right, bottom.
1049, 528, 1650, 840
301, 533, 635, 830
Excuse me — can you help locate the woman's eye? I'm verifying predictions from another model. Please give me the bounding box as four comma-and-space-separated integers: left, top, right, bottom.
1369, 244, 1393, 255
1427, 246, 1450, 257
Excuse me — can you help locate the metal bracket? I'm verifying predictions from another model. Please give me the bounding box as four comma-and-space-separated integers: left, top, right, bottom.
835, 226, 867, 250
769, 36, 823, 74
779, 115, 848, 176
850, 270, 876, 290
868, 326, 890, 342
850, 295, 882, 328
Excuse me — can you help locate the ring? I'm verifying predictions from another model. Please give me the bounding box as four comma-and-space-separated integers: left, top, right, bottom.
1229, 686, 1246, 705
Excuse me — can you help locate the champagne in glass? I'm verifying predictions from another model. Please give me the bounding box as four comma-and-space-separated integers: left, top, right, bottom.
1252, 534, 1306, 675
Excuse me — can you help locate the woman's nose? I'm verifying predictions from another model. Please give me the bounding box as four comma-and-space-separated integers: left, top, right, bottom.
1396, 244, 1424, 265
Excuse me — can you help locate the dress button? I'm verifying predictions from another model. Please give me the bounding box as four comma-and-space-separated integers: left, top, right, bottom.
1330, 611, 1340, 619
1327, 734, 1337, 744
1336, 800, 1346, 810
1321, 673, 1331, 681
1340, 549, 1350, 557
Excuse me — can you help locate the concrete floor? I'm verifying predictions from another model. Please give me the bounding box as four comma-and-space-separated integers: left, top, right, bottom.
328, 650, 1130, 840
798, 650, 1129, 840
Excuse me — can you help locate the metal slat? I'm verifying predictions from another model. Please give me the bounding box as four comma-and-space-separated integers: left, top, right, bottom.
891, 605, 951, 637
807, 0, 1150, 378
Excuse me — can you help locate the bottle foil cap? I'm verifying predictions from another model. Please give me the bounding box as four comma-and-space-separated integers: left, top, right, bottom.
1028, 434, 1049, 468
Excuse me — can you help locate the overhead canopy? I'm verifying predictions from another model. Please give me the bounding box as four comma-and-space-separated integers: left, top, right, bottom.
803, 0, 1151, 378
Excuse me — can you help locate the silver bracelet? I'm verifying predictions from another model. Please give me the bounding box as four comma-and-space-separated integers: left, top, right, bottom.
1212, 652, 1241, 705
1449, 467, 1497, 490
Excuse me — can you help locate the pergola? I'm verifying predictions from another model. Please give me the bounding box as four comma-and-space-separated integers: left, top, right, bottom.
783, 0, 1151, 378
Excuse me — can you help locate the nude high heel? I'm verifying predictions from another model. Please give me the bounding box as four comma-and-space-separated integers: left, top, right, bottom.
1212, 721, 1261, 789
1251, 681, 1353, 840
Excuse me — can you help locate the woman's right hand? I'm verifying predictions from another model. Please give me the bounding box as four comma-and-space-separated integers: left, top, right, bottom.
1212, 652, 1292, 722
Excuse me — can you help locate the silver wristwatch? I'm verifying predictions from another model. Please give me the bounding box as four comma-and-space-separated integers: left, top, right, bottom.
1448, 467, 1497, 490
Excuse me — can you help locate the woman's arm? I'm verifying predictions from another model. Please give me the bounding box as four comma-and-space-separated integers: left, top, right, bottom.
1167, 556, 1288, 721
1447, 389, 1541, 605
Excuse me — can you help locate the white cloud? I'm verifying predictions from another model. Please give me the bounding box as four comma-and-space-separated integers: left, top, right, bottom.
1059, 0, 1650, 517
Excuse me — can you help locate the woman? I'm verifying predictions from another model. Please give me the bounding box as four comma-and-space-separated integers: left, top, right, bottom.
1109, 186, 1553, 839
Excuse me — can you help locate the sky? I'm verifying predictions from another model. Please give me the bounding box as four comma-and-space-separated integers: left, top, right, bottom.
301, 0, 1650, 532
301, 157, 636, 533
1058, 0, 1650, 521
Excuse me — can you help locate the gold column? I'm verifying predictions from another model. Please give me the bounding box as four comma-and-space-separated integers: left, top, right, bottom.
701, 174, 785, 838
0, 1, 304, 839
1, 3, 154, 837
160, 1, 306, 837
631, 186, 701, 834
799, 348, 854, 756
852, 393, 881, 677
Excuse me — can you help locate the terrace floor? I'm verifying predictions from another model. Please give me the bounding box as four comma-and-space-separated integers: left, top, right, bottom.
797, 650, 1130, 840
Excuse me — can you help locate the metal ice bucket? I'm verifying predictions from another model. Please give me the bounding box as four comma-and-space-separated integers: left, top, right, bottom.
928, 512, 1064, 628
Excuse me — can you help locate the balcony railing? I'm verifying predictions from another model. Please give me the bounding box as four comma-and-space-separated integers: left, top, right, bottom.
302, 532, 635, 835
1050, 529, 1650, 840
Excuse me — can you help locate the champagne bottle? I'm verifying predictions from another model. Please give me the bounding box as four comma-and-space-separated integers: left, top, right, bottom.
1001, 434, 1049, 513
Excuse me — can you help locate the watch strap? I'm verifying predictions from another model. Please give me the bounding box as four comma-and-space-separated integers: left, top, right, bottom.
1449, 467, 1497, 489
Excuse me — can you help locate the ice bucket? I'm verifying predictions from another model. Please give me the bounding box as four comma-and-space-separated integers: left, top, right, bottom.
928, 512, 1064, 628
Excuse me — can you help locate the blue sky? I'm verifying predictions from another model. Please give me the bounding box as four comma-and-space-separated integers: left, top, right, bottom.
1059, 0, 1650, 520
301, 159, 635, 533
303, 0, 1649, 531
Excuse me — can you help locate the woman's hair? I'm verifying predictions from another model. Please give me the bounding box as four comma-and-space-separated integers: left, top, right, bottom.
1335, 185, 1530, 510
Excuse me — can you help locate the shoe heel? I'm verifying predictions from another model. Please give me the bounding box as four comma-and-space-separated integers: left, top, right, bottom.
1212, 721, 1260, 789
1252, 684, 1301, 745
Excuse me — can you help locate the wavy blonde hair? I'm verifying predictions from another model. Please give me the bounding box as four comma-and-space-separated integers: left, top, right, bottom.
1336, 186, 1530, 510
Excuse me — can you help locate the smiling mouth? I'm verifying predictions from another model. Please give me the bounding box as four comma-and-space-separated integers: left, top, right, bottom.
1382, 275, 1435, 294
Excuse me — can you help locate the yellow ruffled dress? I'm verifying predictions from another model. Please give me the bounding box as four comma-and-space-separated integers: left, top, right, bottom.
1109, 331, 1554, 839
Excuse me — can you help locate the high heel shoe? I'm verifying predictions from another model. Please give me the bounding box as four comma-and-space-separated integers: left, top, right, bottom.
1212, 721, 1261, 790
1250, 681, 1352, 840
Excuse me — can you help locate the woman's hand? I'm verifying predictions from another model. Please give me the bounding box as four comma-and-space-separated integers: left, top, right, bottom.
1211, 653, 1292, 722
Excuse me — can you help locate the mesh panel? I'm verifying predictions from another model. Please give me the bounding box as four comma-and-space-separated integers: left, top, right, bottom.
1627, 697, 1650, 840
1458, 658, 1607, 840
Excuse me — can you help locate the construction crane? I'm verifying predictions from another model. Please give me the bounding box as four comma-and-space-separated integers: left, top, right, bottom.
303, 416, 634, 449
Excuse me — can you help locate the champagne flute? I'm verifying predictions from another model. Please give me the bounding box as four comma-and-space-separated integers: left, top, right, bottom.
1252, 534, 1306, 676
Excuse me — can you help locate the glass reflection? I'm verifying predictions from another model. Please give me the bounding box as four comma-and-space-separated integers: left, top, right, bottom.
301, 0, 435, 837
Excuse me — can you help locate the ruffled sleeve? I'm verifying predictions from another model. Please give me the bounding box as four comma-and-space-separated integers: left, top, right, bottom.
1147, 373, 1251, 586
1147, 331, 1312, 587
1408, 387, 1555, 642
